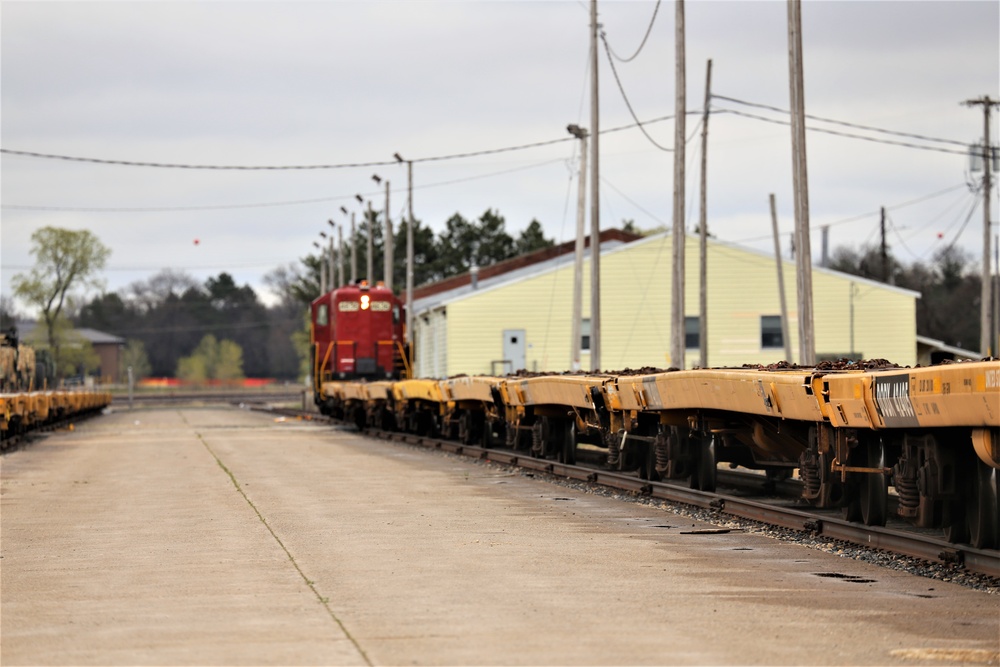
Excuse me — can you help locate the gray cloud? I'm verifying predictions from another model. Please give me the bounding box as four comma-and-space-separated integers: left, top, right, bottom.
2, 0, 997, 310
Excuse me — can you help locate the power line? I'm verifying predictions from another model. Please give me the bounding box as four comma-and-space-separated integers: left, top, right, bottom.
3, 94, 979, 173
600, 29, 673, 152
0, 148, 396, 171
712, 94, 970, 147
606, 0, 662, 63
2, 158, 568, 213
715, 108, 968, 156
0, 113, 675, 172
733, 183, 969, 244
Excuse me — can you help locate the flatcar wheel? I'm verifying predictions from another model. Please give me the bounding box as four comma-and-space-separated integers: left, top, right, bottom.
943, 499, 969, 544
691, 434, 717, 492
859, 440, 888, 527
458, 412, 471, 445
641, 440, 662, 482
967, 461, 999, 550
560, 420, 577, 465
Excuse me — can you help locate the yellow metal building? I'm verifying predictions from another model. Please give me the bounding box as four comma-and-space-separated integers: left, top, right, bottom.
411, 233, 919, 378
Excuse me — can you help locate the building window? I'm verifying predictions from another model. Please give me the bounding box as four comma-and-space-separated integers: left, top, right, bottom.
581, 318, 591, 352
761, 315, 784, 349
684, 316, 700, 350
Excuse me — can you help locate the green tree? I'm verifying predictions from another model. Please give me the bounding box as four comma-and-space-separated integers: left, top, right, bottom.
12, 227, 110, 378
177, 354, 209, 383
177, 334, 245, 383
831, 243, 980, 350
122, 340, 152, 382
828, 245, 902, 284
515, 219, 555, 255
24, 317, 99, 380
215, 339, 245, 381
291, 311, 313, 382
434, 210, 517, 279
59, 331, 101, 379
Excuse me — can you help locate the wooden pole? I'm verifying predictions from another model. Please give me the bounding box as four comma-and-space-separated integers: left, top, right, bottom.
570, 129, 589, 371
963, 96, 997, 355
698, 58, 712, 368
366, 200, 374, 284
383, 180, 393, 291
589, 0, 601, 371
337, 223, 345, 287
350, 213, 357, 284
787, 0, 815, 365
406, 160, 414, 348
770, 194, 794, 363
670, 0, 687, 370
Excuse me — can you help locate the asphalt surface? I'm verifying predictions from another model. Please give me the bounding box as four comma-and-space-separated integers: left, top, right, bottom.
1, 406, 997, 666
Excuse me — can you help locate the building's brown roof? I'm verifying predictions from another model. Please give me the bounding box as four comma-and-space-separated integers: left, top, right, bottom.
408, 228, 642, 301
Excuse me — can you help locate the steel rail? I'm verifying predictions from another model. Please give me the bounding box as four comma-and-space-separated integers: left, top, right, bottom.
117, 390, 307, 405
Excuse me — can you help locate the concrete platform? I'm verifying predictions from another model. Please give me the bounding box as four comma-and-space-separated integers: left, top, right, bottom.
1, 406, 997, 666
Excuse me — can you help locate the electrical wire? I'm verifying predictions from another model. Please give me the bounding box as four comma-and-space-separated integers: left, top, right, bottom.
2, 158, 569, 213
599, 30, 673, 152
714, 108, 967, 156
940, 191, 982, 256
732, 183, 969, 244
606, 0, 662, 63
712, 94, 970, 147
0, 109, 684, 173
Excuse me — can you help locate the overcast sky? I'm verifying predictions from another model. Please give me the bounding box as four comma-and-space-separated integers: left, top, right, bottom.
2, 0, 998, 313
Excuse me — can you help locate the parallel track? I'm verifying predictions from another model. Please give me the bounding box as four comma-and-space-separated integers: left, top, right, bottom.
117, 389, 307, 406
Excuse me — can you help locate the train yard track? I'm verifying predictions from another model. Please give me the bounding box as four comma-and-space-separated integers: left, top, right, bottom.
114, 388, 307, 407
249, 402, 1000, 581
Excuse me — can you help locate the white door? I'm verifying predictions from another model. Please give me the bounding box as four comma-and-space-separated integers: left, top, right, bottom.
502, 329, 526, 372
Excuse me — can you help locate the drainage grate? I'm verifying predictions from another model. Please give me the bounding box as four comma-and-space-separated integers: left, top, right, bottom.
813, 572, 876, 584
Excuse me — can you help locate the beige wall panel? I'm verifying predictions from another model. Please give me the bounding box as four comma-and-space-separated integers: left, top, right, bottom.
425, 234, 917, 376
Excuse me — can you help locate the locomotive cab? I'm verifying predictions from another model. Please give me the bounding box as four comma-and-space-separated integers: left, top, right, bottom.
311, 281, 407, 396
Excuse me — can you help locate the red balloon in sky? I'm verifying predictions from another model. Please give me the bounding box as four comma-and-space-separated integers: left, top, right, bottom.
194, 238, 200, 245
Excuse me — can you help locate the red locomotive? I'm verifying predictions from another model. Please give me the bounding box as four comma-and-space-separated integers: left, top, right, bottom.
310, 281, 408, 393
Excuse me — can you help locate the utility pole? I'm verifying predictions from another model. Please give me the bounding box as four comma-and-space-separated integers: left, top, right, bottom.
698, 58, 712, 369
994, 232, 999, 356
963, 95, 998, 356
350, 212, 357, 284
670, 0, 687, 370
787, 0, 815, 365
880, 206, 889, 283
384, 180, 393, 291
394, 154, 415, 353
337, 222, 345, 287
770, 194, 793, 363
366, 200, 375, 284
589, 0, 602, 372
568, 124, 589, 372
329, 239, 338, 290
820, 225, 829, 268
318, 244, 326, 295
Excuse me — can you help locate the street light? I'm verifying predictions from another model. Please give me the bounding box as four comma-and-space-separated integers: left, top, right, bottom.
372, 174, 392, 290
341, 205, 356, 283
329, 219, 344, 287
395, 152, 415, 366
566, 125, 589, 371
356, 193, 374, 282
